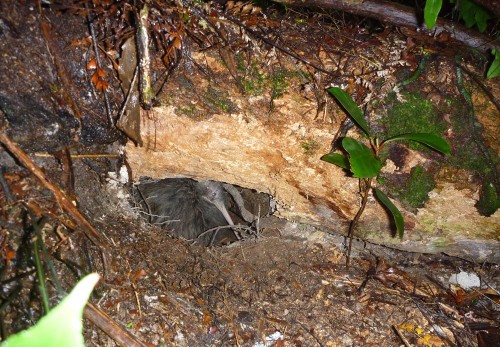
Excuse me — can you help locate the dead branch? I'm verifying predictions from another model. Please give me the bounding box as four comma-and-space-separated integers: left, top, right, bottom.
85, 1, 114, 125
38, 9, 83, 120
84, 303, 151, 347
34, 153, 122, 159
273, 0, 499, 53
0, 131, 111, 272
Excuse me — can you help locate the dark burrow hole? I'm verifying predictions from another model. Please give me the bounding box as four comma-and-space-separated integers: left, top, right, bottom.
132, 177, 275, 246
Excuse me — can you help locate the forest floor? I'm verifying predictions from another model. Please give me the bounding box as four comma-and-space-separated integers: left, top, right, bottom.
0, 1, 499, 346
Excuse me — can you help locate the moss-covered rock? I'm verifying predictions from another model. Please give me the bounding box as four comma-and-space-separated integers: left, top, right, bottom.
381, 92, 447, 151
380, 165, 436, 211
403, 165, 436, 208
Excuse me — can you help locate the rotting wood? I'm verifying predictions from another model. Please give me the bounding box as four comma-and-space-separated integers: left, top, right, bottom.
136, 4, 153, 109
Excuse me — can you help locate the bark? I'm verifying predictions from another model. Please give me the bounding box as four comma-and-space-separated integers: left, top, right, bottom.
272, 0, 499, 53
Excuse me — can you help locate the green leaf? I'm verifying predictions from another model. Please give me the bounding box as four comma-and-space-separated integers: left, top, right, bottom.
321, 152, 350, 170
374, 188, 405, 238
424, 0, 442, 29
487, 49, 500, 79
327, 87, 371, 136
384, 133, 451, 155
2, 273, 100, 347
342, 138, 382, 178
475, 9, 490, 32
457, 0, 492, 32
460, 0, 476, 27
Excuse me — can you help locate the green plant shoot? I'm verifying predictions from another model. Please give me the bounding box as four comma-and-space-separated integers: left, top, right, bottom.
427, 0, 492, 32
487, 49, 500, 79
374, 188, 404, 238
329, 88, 371, 136
2, 273, 100, 347
321, 87, 450, 267
452, 0, 492, 32
424, 0, 442, 29
342, 137, 382, 178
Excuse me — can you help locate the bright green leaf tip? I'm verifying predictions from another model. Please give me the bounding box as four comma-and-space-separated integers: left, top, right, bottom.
321, 152, 350, 170
2, 273, 100, 347
424, 0, 443, 29
327, 87, 371, 137
385, 133, 451, 155
374, 188, 405, 238
487, 49, 500, 79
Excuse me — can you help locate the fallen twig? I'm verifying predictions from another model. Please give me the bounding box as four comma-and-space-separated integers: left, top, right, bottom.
34, 153, 122, 159
85, 1, 114, 125
37, 5, 83, 120
0, 130, 110, 272
84, 302, 150, 347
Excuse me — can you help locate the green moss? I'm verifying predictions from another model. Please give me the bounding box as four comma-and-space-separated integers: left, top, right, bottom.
380, 165, 435, 210
235, 54, 292, 107
443, 95, 499, 216
403, 166, 435, 208
476, 182, 499, 217
268, 68, 290, 110
430, 237, 453, 247
301, 139, 320, 155
447, 101, 497, 174
244, 63, 266, 96
177, 104, 197, 118
235, 54, 265, 96
381, 92, 446, 150
376, 176, 388, 185
269, 68, 289, 100
204, 87, 238, 113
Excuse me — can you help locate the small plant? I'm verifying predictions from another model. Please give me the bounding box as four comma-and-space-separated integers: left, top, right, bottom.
269, 68, 289, 109
205, 87, 238, 113
321, 87, 451, 267
424, 0, 492, 33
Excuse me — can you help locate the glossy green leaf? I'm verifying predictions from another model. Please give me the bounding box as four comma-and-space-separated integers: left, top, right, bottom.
321, 152, 350, 170
342, 138, 382, 178
327, 87, 371, 136
487, 49, 500, 79
2, 273, 100, 347
384, 133, 451, 155
374, 188, 404, 238
424, 0, 442, 29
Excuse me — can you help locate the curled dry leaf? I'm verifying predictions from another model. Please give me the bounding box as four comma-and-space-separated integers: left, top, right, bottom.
86, 58, 97, 70
69, 36, 92, 48
90, 68, 108, 91
96, 67, 107, 77
91, 72, 99, 85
